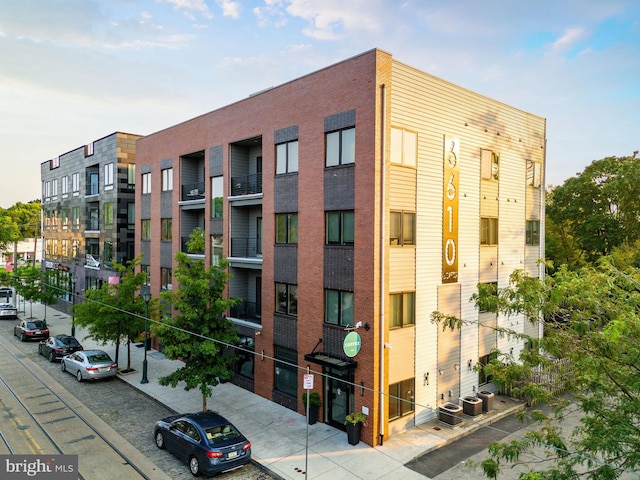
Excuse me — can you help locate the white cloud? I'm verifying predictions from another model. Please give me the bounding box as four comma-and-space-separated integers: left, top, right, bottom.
216, 0, 241, 19
546, 27, 588, 56
160, 0, 213, 19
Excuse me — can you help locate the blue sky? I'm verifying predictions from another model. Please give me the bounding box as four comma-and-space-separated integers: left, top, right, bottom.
1, 0, 639, 207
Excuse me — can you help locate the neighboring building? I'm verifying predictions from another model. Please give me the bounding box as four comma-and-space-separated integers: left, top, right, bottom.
135, 48, 546, 446
1, 238, 42, 270
40, 132, 141, 307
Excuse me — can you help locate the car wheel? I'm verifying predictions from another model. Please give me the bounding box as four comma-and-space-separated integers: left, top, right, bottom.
154, 431, 165, 449
189, 456, 201, 477
48, 351, 55, 363
20, 333, 26, 342
61, 361, 66, 372
76, 370, 83, 382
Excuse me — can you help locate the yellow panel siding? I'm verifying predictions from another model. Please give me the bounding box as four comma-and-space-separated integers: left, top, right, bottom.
388, 327, 416, 384
388, 248, 416, 292
388, 166, 417, 210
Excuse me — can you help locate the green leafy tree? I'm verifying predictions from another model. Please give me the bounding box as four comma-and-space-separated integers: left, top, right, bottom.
73, 256, 148, 370
434, 255, 640, 479
546, 153, 640, 269
0, 209, 20, 251
154, 228, 240, 411
12, 265, 43, 318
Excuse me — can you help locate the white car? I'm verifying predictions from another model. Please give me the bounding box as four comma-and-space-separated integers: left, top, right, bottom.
0, 303, 17, 319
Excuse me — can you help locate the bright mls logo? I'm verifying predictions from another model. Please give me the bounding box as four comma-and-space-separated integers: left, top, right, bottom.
1, 455, 77, 479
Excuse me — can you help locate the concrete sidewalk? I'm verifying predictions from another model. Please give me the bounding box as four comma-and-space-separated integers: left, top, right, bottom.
33, 301, 524, 480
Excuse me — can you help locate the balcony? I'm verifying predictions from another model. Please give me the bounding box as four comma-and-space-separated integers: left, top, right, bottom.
181, 236, 205, 255
231, 174, 262, 196
230, 237, 261, 258
230, 301, 261, 325
181, 181, 205, 202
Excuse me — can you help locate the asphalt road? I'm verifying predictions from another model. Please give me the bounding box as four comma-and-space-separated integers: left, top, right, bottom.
0, 317, 274, 480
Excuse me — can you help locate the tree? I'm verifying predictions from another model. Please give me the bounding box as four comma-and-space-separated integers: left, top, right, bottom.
0, 209, 20, 251
437, 255, 640, 479
154, 229, 240, 411
73, 256, 148, 370
546, 153, 640, 269
12, 265, 43, 318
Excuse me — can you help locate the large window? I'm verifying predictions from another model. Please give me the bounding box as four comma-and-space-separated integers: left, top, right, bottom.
127, 203, 135, 229
276, 283, 297, 316
211, 235, 223, 267
390, 292, 415, 328
104, 202, 114, 229
162, 168, 173, 191
161, 218, 172, 241
325, 289, 354, 327
480, 217, 499, 245
72, 207, 80, 230
142, 172, 151, 194
127, 164, 136, 188
276, 140, 299, 174
104, 163, 114, 190
326, 127, 355, 167
61, 176, 69, 196
388, 378, 415, 421
274, 346, 297, 397
61, 209, 69, 230
234, 336, 255, 380
51, 179, 58, 198
72, 173, 80, 194
211, 176, 223, 219
481, 149, 499, 180
526, 220, 540, 246
141, 219, 151, 240
326, 210, 354, 245
275, 213, 298, 244
390, 127, 417, 167
161, 267, 172, 290
390, 211, 415, 246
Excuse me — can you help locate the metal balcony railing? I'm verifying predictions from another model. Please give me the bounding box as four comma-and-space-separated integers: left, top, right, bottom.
230, 301, 261, 325
181, 181, 205, 201
230, 237, 261, 258
231, 173, 262, 196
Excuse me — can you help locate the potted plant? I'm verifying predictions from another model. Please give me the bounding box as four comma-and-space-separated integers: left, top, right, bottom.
302, 391, 321, 425
344, 411, 368, 445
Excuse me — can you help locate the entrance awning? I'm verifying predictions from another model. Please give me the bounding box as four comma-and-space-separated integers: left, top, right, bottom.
304, 352, 357, 370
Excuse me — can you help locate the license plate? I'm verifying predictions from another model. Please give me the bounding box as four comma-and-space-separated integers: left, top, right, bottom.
100, 367, 109, 372
227, 451, 238, 459
34, 330, 41, 334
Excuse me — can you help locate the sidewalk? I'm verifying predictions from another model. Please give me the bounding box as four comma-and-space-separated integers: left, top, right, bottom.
35, 301, 524, 480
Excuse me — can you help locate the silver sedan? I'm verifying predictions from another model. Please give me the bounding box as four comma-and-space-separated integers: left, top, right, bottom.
61, 350, 118, 382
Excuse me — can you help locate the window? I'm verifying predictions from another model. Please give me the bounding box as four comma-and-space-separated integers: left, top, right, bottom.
325, 289, 354, 327
480, 217, 499, 245
275, 213, 298, 244
127, 164, 135, 188
479, 352, 498, 385
104, 163, 114, 190
61, 209, 69, 230
234, 335, 255, 380
211, 235, 223, 267
141, 219, 151, 240
478, 282, 498, 313
85, 142, 94, 157
211, 176, 223, 219
161, 218, 172, 241
274, 346, 297, 397
61, 176, 69, 195
326, 127, 355, 167
104, 202, 114, 229
141, 265, 150, 285
61, 239, 69, 259
481, 149, 499, 180
72, 240, 79, 260
87, 207, 99, 230
275, 283, 297, 316
526, 160, 542, 188
388, 378, 415, 421
161, 267, 172, 290
162, 168, 173, 191
72, 207, 80, 230
526, 220, 540, 246
142, 173, 151, 194
72, 173, 80, 194
390, 211, 415, 246
51, 156, 60, 168
51, 179, 58, 198
103, 241, 113, 265
127, 203, 135, 229
276, 140, 299, 174
390, 127, 417, 167
326, 210, 354, 245
43, 181, 51, 200
390, 292, 415, 328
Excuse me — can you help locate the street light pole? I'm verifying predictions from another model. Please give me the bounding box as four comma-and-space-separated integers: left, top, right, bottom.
70, 274, 77, 337
141, 290, 151, 384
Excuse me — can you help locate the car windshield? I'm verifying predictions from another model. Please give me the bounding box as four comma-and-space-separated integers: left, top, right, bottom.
204, 424, 241, 445
27, 321, 46, 329
0, 303, 15, 308
88, 353, 112, 364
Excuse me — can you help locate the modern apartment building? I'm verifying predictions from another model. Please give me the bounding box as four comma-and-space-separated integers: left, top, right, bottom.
135, 48, 546, 446
40, 132, 141, 305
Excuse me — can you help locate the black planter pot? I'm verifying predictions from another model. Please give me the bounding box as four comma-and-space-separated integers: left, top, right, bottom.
308, 404, 319, 425
346, 422, 362, 445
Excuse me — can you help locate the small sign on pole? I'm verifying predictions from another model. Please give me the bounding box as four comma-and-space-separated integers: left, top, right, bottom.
303, 373, 314, 390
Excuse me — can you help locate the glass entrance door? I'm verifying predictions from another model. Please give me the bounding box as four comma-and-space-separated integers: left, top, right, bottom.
325, 367, 354, 430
